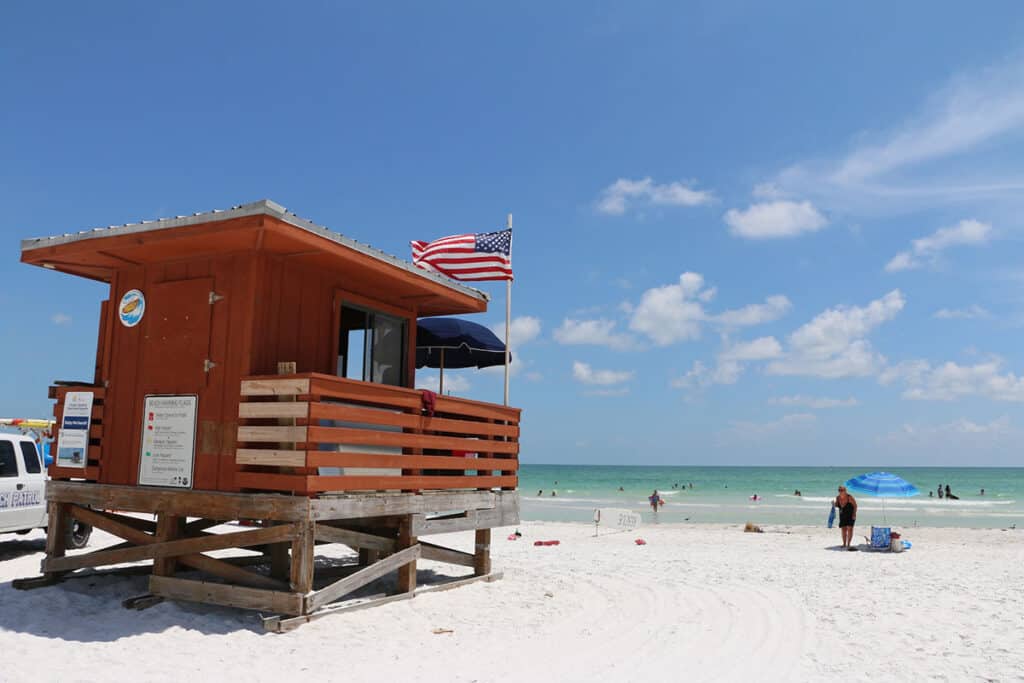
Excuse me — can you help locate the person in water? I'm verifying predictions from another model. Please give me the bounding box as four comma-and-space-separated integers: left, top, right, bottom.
649, 490, 662, 512
834, 485, 858, 548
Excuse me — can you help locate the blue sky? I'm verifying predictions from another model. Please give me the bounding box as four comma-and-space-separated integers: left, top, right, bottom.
4, 2, 1024, 466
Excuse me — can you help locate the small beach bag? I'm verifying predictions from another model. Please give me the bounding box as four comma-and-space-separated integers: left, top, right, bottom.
870, 526, 891, 549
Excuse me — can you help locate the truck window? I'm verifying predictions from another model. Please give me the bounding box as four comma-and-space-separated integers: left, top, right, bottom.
0, 442, 18, 477
19, 442, 42, 473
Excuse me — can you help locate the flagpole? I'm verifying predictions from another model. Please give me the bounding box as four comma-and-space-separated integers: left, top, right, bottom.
503, 213, 512, 407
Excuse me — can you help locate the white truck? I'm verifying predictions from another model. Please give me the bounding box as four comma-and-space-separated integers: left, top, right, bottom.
0, 432, 91, 548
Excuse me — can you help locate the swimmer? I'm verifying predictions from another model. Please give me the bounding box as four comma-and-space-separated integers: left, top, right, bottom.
538, 489, 543, 496
551, 490, 557, 497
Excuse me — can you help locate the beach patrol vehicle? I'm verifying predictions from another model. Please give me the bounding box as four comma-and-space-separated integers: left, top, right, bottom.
0, 431, 91, 548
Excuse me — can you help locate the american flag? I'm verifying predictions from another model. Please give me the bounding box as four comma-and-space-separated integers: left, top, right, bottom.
410, 228, 513, 281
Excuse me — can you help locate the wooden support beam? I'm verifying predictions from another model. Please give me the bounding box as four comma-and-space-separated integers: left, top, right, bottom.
46, 481, 310, 521
290, 520, 315, 594
149, 575, 304, 616
153, 513, 184, 576
44, 522, 296, 573
420, 541, 476, 568
474, 529, 492, 576
397, 516, 417, 594
43, 501, 70, 580
315, 525, 397, 554
63, 506, 286, 590
305, 544, 421, 613
310, 490, 509, 520
411, 504, 517, 535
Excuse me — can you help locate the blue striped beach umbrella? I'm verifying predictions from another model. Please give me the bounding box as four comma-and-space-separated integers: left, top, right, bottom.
844, 471, 919, 523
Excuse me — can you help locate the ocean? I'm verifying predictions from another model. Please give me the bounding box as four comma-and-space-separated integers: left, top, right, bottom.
518, 465, 1024, 529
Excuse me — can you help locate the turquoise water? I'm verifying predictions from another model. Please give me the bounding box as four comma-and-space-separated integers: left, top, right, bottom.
519, 465, 1024, 529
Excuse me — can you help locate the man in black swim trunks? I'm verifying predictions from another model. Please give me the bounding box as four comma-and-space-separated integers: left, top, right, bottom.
835, 485, 857, 548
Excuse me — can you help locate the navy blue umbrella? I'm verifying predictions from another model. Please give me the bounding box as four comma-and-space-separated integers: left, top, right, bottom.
415, 317, 509, 393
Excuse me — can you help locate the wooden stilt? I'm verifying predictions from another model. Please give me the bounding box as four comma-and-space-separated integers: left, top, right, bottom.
397, 515, 417, 593
153, 513, 184, 576
290, 520, 315, 594
43, 501, 70, 582
473, 528, 491, 576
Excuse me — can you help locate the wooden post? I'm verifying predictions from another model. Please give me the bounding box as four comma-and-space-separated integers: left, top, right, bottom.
290, 520, 315, 596
474, 528, 491, 576
43, 501, 70, 580
153, 513, 184, 576
396, 515, 417, 593
269, 536, 290, 581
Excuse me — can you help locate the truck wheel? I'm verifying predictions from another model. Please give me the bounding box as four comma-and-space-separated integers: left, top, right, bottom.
66, 520, 92, 549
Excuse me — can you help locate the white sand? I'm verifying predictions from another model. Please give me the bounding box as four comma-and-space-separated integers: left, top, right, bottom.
1, 521, 1022, 682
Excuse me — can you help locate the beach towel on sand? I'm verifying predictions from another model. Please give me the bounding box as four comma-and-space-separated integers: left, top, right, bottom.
827, 505, 836, 529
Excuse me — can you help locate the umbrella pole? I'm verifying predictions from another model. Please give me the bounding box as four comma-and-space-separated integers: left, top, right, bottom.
439, 349, 445, 395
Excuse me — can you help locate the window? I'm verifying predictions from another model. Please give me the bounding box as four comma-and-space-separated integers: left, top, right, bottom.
20, 442, 42, 473
337, 304, 407, 387
0, 442, 18, 477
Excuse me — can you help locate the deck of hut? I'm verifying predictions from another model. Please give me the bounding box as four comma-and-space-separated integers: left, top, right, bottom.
17, 200, 520, 629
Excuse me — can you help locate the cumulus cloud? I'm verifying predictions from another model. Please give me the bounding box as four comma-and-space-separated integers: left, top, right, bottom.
628, 272, 711, 345
720, 337, 783, 362
881, 417, 1012, 444
715, 296, 792, 327
596, 177, 713, 215
723, 200, 827, 239
880, 358, 1024, 401
767, 290, 905, 378
51, 313, 72, 325
492, 316, 542, 347
934, 305, 991, 320
553, 318, 636, 351
672, 337, 781, 390
769, 395, 859, 409
885, 219, 992, 272
572, 361, 634, 386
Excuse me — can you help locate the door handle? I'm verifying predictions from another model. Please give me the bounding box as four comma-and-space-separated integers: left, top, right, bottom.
16, 483, 24, 490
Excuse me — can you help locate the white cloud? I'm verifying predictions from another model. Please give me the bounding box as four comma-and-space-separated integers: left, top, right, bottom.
596, 177, 713, 215
767, 290, 905, 378
628, 273, 710, 345
769, 395, 859, 409
881, 358, 1024, 401
673, 337, 781, 390
934, 305, 991, 320
492, 316, 542, 347
881, 417, 1012, 444
885, 219, 992, 272
583, 387, 631, 397
51, 313, 72, 325
715, 295, 792, 327
723, 200, 827, 239
720, 336, 783, 362
415, 373, 471, 394
572, 361, 634, 386
553, 318, 636, 351
770, 58, 1024, 211
723, 413, 818, 440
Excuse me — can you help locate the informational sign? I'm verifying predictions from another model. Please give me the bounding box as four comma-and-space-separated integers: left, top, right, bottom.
118, 288, 146, 327
138, 395, 197, 488
593, 508, 642, 535
56, 391, 94, 468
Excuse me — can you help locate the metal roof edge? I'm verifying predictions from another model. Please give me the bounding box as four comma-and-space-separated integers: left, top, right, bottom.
20, 199, 489, 303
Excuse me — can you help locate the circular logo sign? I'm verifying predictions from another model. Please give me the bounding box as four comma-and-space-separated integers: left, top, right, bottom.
118, 289, 146, 327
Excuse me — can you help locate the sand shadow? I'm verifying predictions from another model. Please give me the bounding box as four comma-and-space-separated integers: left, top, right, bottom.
0, 537, 46, 562
0, 554, 472, 640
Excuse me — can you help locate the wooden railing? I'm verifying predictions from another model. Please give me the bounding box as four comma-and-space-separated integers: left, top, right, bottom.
235, 373, 520, 495
48, 384, 104, 482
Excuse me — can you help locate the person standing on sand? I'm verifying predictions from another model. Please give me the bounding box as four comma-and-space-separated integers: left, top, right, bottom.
834, 485, 857, 549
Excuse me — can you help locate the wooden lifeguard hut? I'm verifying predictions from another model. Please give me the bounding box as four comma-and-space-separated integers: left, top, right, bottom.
17, 199, 520, 629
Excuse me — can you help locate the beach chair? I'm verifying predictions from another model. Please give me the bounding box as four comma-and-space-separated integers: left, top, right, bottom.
870, 526, 891, 549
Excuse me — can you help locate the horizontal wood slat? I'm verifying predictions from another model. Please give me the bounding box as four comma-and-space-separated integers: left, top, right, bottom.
305, 426, 518, 454
238, 401, 310, 419
235, 472, 517, 493
237, 425, 308, 443
306, 452, 516, 471
308, 403, 518, 438
236, 448, 307, 467
240, 378, 310, 396
150, 575, 304, 616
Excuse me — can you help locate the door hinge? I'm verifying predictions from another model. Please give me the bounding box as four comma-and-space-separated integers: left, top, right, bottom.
209, 291, 225, 304
203, 359, 218, 373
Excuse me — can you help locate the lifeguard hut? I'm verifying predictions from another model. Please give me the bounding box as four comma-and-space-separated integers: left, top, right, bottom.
17, 200, 520, 628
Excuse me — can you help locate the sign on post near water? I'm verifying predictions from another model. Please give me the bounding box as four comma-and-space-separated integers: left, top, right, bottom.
594, 508, 642, 535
